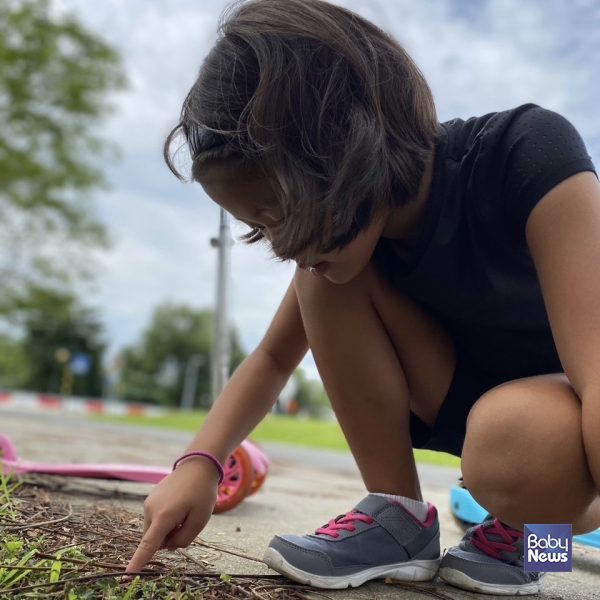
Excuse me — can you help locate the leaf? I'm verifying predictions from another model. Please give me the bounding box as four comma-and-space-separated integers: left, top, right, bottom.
122, 575, 140, 600
50, 560, 62, 582
4, 541, 23, 554
2, 559, 45, 588
0, 547, 37, 586
220, 572, 231, 582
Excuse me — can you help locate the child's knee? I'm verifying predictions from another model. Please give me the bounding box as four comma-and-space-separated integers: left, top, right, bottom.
294, 261, 380, 312
461, 377, 598, 523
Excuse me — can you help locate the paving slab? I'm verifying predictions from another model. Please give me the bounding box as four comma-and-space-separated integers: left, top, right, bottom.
1, 407, 599, 598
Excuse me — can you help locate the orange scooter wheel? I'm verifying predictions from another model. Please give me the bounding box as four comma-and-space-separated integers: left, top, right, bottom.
213, 445, 253, 514
248, 470, 267, 495
241, 439, 270, 496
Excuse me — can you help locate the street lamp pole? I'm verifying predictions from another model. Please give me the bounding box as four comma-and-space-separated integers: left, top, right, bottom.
210, 208, 233, 402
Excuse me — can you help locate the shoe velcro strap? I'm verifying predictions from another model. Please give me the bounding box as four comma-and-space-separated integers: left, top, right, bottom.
355, 495, 423, 547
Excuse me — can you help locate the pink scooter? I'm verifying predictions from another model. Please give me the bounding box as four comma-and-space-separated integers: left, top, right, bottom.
0, 433, 269, 514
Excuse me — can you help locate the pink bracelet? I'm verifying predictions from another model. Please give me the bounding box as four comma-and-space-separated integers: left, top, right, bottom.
172, 451, 224, 485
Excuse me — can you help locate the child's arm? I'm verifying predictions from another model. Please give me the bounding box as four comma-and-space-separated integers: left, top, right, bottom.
126, 276, 308, 573
181, 275, 309, 464
526, 170, 600, 492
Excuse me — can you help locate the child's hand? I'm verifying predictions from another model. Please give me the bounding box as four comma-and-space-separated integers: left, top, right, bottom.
126, 459, 220, 573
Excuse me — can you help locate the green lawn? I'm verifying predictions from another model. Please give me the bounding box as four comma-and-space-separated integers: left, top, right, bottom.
93, 410, 461, 468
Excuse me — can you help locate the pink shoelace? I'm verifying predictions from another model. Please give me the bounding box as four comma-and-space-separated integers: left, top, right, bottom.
470, 518, 524, 560
315, 510, 374, 538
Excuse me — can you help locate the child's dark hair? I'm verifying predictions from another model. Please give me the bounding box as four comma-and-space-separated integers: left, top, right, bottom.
165, 0, 438, 262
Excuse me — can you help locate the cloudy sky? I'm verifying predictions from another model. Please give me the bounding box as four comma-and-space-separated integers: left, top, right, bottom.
54, 0, 599, 381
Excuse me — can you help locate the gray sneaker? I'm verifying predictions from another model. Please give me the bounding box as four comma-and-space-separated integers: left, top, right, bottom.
439, 516, 546, 595
263, 494, 441, 589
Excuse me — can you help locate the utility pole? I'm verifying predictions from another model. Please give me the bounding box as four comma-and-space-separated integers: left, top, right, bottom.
210, 208, 233, 402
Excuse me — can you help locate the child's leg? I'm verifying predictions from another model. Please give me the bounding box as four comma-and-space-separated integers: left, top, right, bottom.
263, 262, 451, 587
438, 376, 599, 594
294, 262, 456, 501
461, 374, 600, 535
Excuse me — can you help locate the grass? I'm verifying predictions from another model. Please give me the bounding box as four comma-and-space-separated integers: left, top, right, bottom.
0, 471, 307, 599
92, 410, 461, 468
0, 471, 111, 599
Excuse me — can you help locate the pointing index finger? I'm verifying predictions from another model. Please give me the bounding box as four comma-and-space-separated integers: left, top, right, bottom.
126, 522, 169, 574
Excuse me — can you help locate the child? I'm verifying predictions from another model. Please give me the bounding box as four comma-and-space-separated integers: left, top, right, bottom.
126, 0, 600, 594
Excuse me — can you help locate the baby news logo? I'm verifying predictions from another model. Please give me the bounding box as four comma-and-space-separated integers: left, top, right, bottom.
524, 524, 572, 572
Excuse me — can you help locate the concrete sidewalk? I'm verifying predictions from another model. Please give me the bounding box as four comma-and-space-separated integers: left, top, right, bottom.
1, 408, 599, 598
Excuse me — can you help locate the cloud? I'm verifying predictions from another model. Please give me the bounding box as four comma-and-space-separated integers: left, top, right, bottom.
55, 0, 598, 384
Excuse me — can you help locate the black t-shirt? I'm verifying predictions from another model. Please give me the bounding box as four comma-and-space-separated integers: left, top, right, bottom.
373, 104, 597, 380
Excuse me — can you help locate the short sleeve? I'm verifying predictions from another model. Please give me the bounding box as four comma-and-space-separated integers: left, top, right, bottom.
494, 105, 596, 233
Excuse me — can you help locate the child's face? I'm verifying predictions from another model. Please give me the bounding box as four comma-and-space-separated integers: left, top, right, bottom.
198, 161, 385, 285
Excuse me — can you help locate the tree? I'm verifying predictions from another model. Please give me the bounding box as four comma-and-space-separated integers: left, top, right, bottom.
0, 0, 126, 307
0, 332, 30, 389
119, 303, 246, 407
290, 368, 331, 417
9, 286, 106, 396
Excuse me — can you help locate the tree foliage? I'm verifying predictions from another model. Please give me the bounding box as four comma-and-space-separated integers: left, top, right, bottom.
0, 0, 126, 303
119, 303, 247, 407
4, 286, 106, 396
0, 332, 30, 389
293, 367, 331, 417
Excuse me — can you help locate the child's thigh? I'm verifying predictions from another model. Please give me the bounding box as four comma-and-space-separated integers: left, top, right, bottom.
294, 260, 456, 427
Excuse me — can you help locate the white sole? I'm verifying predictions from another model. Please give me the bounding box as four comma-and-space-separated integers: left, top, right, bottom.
263, 547, 441, 590
439, 567, 546, 596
